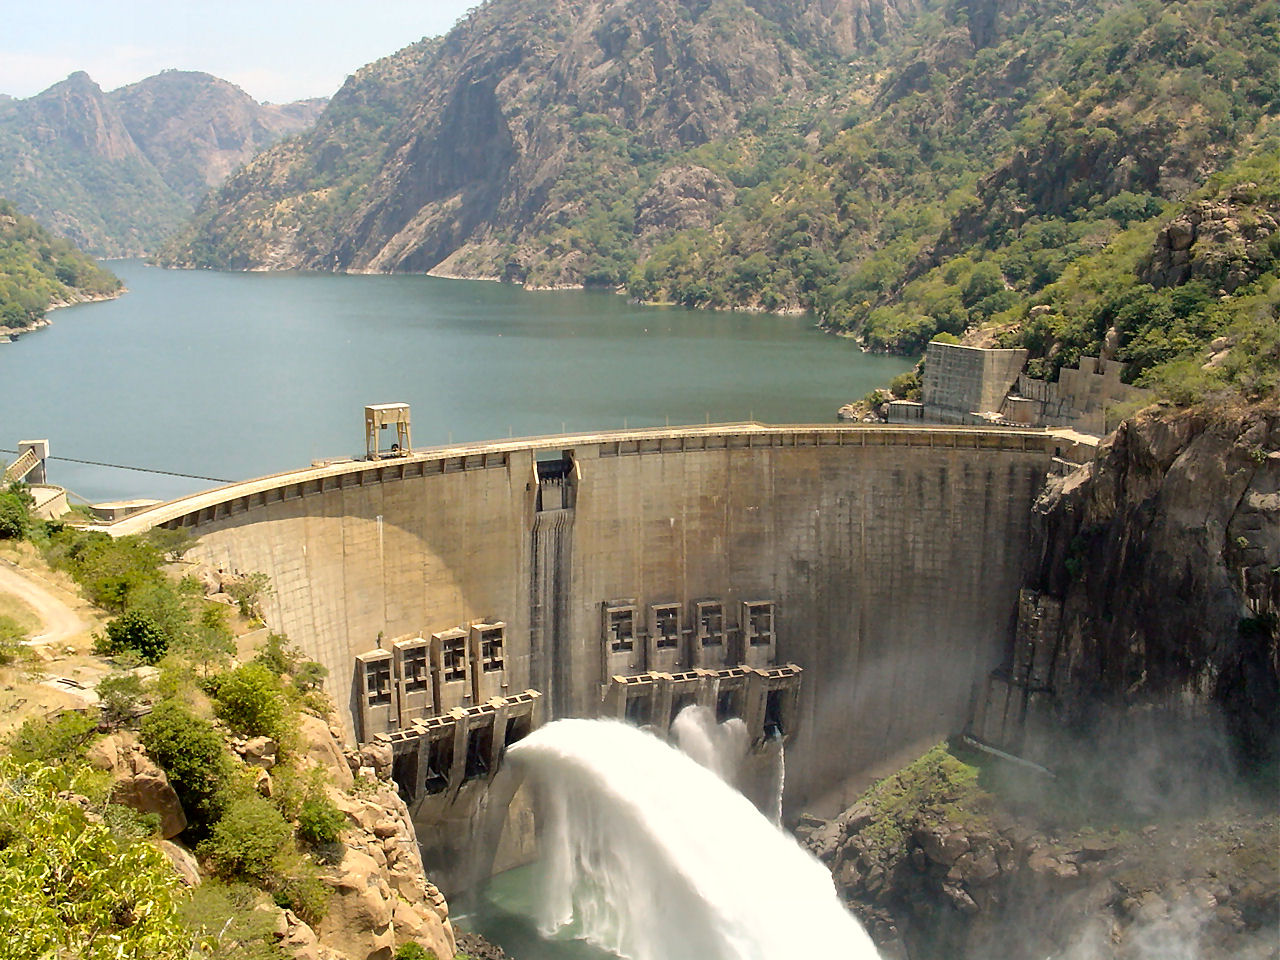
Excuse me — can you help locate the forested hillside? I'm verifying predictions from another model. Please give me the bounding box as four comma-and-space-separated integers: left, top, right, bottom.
0, 199, 121, 329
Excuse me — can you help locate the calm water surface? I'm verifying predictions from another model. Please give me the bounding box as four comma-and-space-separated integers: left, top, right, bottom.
1, 261, 912, 503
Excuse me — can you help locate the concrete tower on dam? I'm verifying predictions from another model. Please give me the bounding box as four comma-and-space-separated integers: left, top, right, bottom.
109, 420, 1056, 822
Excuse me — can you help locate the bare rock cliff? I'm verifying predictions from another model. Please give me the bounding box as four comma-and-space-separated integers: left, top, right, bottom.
1024, 409, 1279, 765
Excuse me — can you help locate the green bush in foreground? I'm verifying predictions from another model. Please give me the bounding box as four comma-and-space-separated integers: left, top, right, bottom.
212, 662, 291, 742
198, 796, 292, 882
140, 700, 229, 835
0, 758, 188, 959
6, 709, 99, 765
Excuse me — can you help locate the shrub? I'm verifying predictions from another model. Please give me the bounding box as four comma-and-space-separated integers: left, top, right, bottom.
96, 673, 146, 725
7, 710, 99, 764
0, 487, 31, 539
268, 862, 329, 925
213, 662, 290, 742
253, 632, 297, 676
198, 797, 291, 882
140, 701, 228, 834
296, 796, 346, 845
97, 610, 169, 663
227, 572, 273, 620
394, 944, 437, 960
179, 880, 287, 958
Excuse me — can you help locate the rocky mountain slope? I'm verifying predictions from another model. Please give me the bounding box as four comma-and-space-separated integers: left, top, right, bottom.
1019, 407, 1279, 768
0, 71, 325, 256
159, 0, 926, 275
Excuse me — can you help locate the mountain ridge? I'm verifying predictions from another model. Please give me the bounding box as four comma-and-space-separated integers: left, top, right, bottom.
0, 70, 326, 256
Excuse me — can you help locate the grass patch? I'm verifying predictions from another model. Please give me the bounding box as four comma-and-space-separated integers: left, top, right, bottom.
0, 592, 40, 637
858, 742, 992, 855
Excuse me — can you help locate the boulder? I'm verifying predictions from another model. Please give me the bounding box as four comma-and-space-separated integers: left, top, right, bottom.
915, 826, 970, 866
243, 736, 278, 769
109, 746, 187, 839
392, 900, 456, 960
297, 712, 354, 790
316, 848, 396, 960
159, 839, 201, 887
360, 741, 394, 780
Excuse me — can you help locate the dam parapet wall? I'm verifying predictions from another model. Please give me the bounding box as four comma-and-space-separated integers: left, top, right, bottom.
106, 422, 1053, 815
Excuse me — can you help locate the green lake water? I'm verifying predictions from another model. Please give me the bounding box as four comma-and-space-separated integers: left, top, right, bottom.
1, 261, 912, 503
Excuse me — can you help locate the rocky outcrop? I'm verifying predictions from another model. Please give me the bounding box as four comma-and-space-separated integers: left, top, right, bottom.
1014, 409, 1279, 766
1141, 186, 1280, 293
634, 165, 736, 238
800, 796, 1278, 960
85, 730, 187, 839
296, 713, 455, 960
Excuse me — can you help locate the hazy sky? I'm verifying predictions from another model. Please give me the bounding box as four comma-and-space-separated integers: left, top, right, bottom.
2, 1, 478, 103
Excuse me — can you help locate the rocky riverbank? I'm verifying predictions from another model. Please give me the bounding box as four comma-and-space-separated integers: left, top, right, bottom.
798, 743, 1278, 960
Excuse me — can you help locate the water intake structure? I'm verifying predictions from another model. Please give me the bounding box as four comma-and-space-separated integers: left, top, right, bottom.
507, 717, 880, 960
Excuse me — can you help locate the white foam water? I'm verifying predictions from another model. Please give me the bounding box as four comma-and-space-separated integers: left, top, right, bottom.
671, 704, 749, 785
507, 718, 880, 960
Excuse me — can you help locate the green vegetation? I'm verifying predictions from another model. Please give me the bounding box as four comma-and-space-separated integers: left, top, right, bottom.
0, 198, 120, 327
857, 743, 990, 856
0, 759, 189, 959
178, 881, 290, 960
296, 795, 346, 846
0, 483, 33, 540
0, 491, 350, 954
211, 662, 291, 742
1001, 145, 1280, 403
198, 796, 293, 882
7, 709, 100, 765
140, 701, 231, 834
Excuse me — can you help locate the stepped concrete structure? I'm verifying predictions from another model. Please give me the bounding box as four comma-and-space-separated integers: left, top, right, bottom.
108, 420, 1054, 878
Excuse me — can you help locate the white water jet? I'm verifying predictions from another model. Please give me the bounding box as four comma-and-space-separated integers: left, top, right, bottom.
770, 739, 786, 826
671, 704, 749, 785
507, 718, 880, 960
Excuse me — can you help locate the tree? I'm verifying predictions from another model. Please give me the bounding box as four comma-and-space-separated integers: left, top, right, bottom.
0, 759, 189, 959
97, 611, 170, 663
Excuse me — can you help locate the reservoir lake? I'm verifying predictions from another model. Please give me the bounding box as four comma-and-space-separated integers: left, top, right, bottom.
1, 260, 913, 505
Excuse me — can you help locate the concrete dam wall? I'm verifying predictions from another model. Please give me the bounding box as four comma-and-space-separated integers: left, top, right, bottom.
114, 423, 1052, 813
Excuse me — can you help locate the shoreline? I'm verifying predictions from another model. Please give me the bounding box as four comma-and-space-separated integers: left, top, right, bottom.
0, 287, 126, 343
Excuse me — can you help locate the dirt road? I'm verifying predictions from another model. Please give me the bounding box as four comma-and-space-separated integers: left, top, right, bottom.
0, 559, 91, 646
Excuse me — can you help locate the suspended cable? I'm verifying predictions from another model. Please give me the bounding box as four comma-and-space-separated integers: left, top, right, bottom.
0, 448, 231, 484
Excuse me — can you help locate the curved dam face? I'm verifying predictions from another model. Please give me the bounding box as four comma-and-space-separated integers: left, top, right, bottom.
114, 423, 1051, 814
